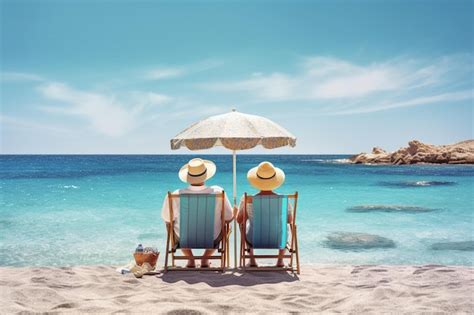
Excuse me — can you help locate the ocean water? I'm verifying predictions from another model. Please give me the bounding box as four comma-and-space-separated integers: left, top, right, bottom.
0, 155, 473, 267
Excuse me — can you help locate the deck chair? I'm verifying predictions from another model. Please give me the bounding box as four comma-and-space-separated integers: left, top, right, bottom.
164, 191, 230, 272
239, 192, 300, 274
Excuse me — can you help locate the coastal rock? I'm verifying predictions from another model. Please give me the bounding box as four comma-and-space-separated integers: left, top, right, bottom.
379, 181, 456, 188
350, 140, 474, 165
430, 241, 474, 251
324, 232, 396, 250
347, 205, 435, 213
372, 147, 387, 155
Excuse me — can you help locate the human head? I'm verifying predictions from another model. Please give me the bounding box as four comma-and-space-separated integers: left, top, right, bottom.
247, 161, 285, 191
179, 158, 216, 185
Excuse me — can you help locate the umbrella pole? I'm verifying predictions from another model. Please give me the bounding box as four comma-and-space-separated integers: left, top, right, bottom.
232, 150, 237, 268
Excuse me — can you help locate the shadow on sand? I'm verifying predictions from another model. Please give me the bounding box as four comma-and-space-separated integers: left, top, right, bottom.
158, 270, 299, 287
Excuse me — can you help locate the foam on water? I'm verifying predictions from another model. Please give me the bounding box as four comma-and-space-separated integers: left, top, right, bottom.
63, 185, 80, 189
301, 158, 351, 164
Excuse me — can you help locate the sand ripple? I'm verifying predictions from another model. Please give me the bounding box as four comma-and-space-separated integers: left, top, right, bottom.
0, 265, 472, 314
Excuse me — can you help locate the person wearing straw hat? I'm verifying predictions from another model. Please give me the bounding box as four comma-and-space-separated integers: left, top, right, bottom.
161, 158, 234, 268
236, 161, 293, 267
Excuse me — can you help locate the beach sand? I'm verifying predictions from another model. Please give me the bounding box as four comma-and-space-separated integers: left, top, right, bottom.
0, 264, 472, 314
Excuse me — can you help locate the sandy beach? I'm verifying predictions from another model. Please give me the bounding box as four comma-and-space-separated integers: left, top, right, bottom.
1, 264, 472, 314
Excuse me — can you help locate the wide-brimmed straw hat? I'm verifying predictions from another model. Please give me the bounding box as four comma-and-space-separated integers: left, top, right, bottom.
179, 158, 216, 184
247, 161, 285, 191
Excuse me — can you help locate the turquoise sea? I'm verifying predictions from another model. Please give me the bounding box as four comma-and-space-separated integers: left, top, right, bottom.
0, 155, 473, 267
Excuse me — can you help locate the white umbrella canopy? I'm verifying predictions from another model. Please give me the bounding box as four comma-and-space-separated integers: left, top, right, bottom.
171, 109, 296, 151
170, 109, 296, 267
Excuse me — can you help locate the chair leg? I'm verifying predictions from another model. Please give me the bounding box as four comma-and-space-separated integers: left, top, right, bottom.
221, 241, 225, 270
240, 229, 245, 268
226, 234, 230, 268
241, 239, 246, 271
225, 240, 230, 268
289, 225, 295, 269
164, 228, 171, 272
294, 226, 300, 275
240, 242, 244, 268
239, 234, 242, 267
222, 246, 226, 270
228, 236, 231, 268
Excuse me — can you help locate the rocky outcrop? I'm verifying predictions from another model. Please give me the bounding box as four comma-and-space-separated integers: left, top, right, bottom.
378, 181, 456, 188
324, 232, 396, 250
350, 140, 474, 165
346, 205, 436, 213
430, 241, 474, 251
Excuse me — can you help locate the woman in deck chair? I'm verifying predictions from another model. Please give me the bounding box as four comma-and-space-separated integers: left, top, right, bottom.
161, 158, 234, 268
236, 161, 293, 268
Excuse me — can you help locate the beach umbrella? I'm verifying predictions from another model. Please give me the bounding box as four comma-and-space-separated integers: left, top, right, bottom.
170, 109, 296, 267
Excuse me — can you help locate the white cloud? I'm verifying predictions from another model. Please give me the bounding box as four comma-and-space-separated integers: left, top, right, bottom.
145, 67, 184, 80
202, 56, 408, 100
37, 82, 172, 136
144, 59, 223, 81
1, 72, 44, 82
310, 67, 401, 99
329, 90, 474, 115
130, 91, 172, 106
201, 54, 473, 114
206, 73, 295, 101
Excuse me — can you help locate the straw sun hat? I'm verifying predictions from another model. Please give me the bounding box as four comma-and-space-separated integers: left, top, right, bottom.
179, 158, 216, 184
247, 161, 285, 191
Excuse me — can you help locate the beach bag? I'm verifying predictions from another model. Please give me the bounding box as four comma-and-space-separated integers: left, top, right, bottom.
134, 250, 159, 268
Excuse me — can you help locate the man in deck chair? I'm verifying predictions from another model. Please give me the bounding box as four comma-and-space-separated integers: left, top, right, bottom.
236, 161, 293, 268
161, 158, 233, 268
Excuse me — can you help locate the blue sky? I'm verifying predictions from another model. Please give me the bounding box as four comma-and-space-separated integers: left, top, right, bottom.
1, 0, 473, 154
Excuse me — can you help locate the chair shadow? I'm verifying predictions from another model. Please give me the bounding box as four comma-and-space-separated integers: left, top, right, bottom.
157, 269, 299, 287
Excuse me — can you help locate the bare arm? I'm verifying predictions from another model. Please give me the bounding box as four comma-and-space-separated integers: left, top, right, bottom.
236, 196, 252, 224
236, 207, 245, 224
287, 211, 293, 224
287, 203, 294, 224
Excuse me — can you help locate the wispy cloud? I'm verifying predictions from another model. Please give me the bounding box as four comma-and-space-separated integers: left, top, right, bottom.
144, 59, 223, 81
1, 72, 45, 82
37, 82, 172, 136
201, 54, 473, 114
145, 67, 185, 80
329, 90, 473, 115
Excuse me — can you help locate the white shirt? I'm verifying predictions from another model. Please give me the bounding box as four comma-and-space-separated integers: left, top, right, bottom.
161, 185, 233, 240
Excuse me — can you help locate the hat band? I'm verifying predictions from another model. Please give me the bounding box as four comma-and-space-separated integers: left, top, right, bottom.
188, 169, 207, 177
256, 172, 276, 180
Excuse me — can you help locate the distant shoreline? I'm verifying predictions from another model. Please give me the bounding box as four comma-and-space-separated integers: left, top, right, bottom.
350, 140, 474, 165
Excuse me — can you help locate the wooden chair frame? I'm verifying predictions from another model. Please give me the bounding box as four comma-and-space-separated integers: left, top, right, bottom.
164, 191, 230, 272
239, 192, 300, 274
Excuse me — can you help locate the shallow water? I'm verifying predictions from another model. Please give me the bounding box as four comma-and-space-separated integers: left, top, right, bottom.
0, 155, 473, 266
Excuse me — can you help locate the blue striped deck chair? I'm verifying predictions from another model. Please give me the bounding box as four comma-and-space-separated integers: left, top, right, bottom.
240, 192, 300, 274
164, 191, 229, 272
